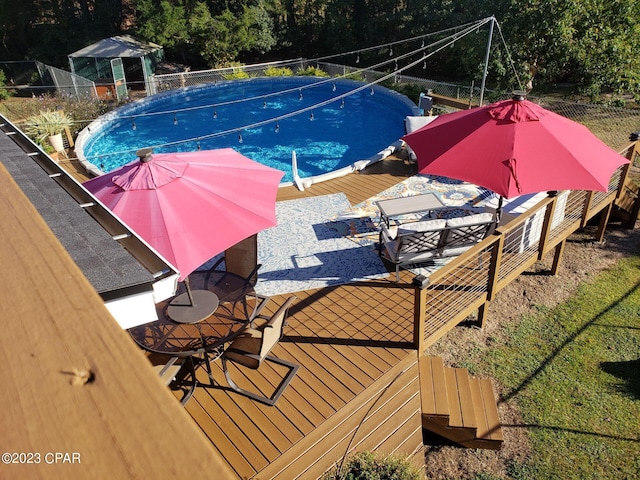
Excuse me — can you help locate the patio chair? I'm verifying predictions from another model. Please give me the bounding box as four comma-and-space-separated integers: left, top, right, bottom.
205, 233, 270, 319
379, 213, 495, 282
206, 234, 260, 285
221, 296, 299, 406
150, 354, 197, 406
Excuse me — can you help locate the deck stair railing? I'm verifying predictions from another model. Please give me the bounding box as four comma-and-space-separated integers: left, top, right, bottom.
413, 145, 636, 354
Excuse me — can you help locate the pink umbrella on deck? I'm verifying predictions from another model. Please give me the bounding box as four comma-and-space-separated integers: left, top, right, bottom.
84, 148, 283, 284
403, 92, 629, 202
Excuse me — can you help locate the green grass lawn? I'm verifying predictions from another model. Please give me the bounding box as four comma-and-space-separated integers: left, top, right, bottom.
477, 255, 640, 479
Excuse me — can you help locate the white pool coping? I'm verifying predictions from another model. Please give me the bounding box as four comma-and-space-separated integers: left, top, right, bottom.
75, 77, 419, 188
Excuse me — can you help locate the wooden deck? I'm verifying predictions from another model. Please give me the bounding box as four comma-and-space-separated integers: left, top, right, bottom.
62, 146, 636, 478
173, 153, 429, 478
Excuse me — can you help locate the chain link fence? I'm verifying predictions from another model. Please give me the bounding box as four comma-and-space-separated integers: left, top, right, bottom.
36, 62, 96, 100
152, 60, 640, 151
149, 59, 308, 93
1, 60, 97, 100
535, 99, 640, 152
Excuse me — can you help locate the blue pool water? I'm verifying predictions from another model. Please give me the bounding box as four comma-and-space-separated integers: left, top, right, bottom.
77, 77, 416, 184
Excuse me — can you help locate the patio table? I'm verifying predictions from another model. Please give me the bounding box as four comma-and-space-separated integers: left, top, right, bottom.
375, 193, 444, 227
128, 270, 257, 385
167, 290, 220, 324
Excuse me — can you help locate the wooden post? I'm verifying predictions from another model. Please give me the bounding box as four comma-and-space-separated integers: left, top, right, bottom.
621, 144, 640, 228
486, 231, 504, 302
596, 202, 614, 242
550, 239, 566, 275
538, 195, 557, 260
413, 284, 426, 354
581, 191, 595, 228
478, 234, 503, 329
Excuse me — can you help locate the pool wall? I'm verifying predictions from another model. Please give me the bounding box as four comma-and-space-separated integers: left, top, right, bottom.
75, 77, 419, 187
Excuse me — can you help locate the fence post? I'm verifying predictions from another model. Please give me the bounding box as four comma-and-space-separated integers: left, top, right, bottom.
538, 194, 558, 260
620, 143, 640, 228
480, 234, 503, 328
550, 239, 566, 275
595, 202, 614, 242
412, 276, 428, 354
581, 191, 595, 228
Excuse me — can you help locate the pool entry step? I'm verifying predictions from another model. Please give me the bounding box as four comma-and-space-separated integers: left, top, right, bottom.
419, 355, 504, 450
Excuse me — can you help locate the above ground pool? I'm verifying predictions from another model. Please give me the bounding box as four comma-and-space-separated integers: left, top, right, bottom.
76, 77, 417, 185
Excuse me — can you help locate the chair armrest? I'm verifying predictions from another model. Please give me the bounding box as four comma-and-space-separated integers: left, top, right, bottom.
244, 263, 262, 285
157, 356, 180, 377
249, 294, 272, 327
379, 222, 397, 241
204, 256, 225, 287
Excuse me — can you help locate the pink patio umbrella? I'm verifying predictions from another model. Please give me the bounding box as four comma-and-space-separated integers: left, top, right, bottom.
403, 92, 629, 214
84, 148, 283, 288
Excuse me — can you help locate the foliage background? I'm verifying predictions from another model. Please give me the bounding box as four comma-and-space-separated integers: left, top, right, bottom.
0, 1, 639, 99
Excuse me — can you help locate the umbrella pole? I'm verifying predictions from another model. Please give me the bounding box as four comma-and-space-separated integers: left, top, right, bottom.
184, 277, 195, 307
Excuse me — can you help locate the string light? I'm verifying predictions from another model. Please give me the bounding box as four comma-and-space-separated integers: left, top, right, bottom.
84, 18, 493, 165
309, 112, 314, 121
197, 141, 201, 151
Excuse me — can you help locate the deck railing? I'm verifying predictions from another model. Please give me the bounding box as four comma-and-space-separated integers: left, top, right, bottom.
413, 143, 637, 353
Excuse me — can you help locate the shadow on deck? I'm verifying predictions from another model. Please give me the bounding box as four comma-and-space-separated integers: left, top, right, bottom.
180, 155, 427, 479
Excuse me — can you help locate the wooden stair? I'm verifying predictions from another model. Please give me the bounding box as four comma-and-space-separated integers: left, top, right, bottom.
418, 355, 504, 450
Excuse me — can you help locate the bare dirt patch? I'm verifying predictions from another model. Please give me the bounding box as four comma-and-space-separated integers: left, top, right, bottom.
422, 219, 640, 479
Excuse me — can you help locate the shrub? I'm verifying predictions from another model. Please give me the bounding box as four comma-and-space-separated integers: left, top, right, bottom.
223, 67, 252, 80
344, 71, 365, 82
0, 70, 11, 101
264, 66, 294, 77
392, 83, 424, 103
296, 66, 330, 77
322, 451, 423, 480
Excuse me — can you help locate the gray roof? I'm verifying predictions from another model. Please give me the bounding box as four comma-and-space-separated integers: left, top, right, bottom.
68, 35, 163, 59
0, 117, 161, 298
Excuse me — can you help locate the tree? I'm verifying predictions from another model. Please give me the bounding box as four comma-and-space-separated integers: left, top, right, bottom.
135, 0, 189, 63
135, 0, 277, 67
496, 0, 640, 97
